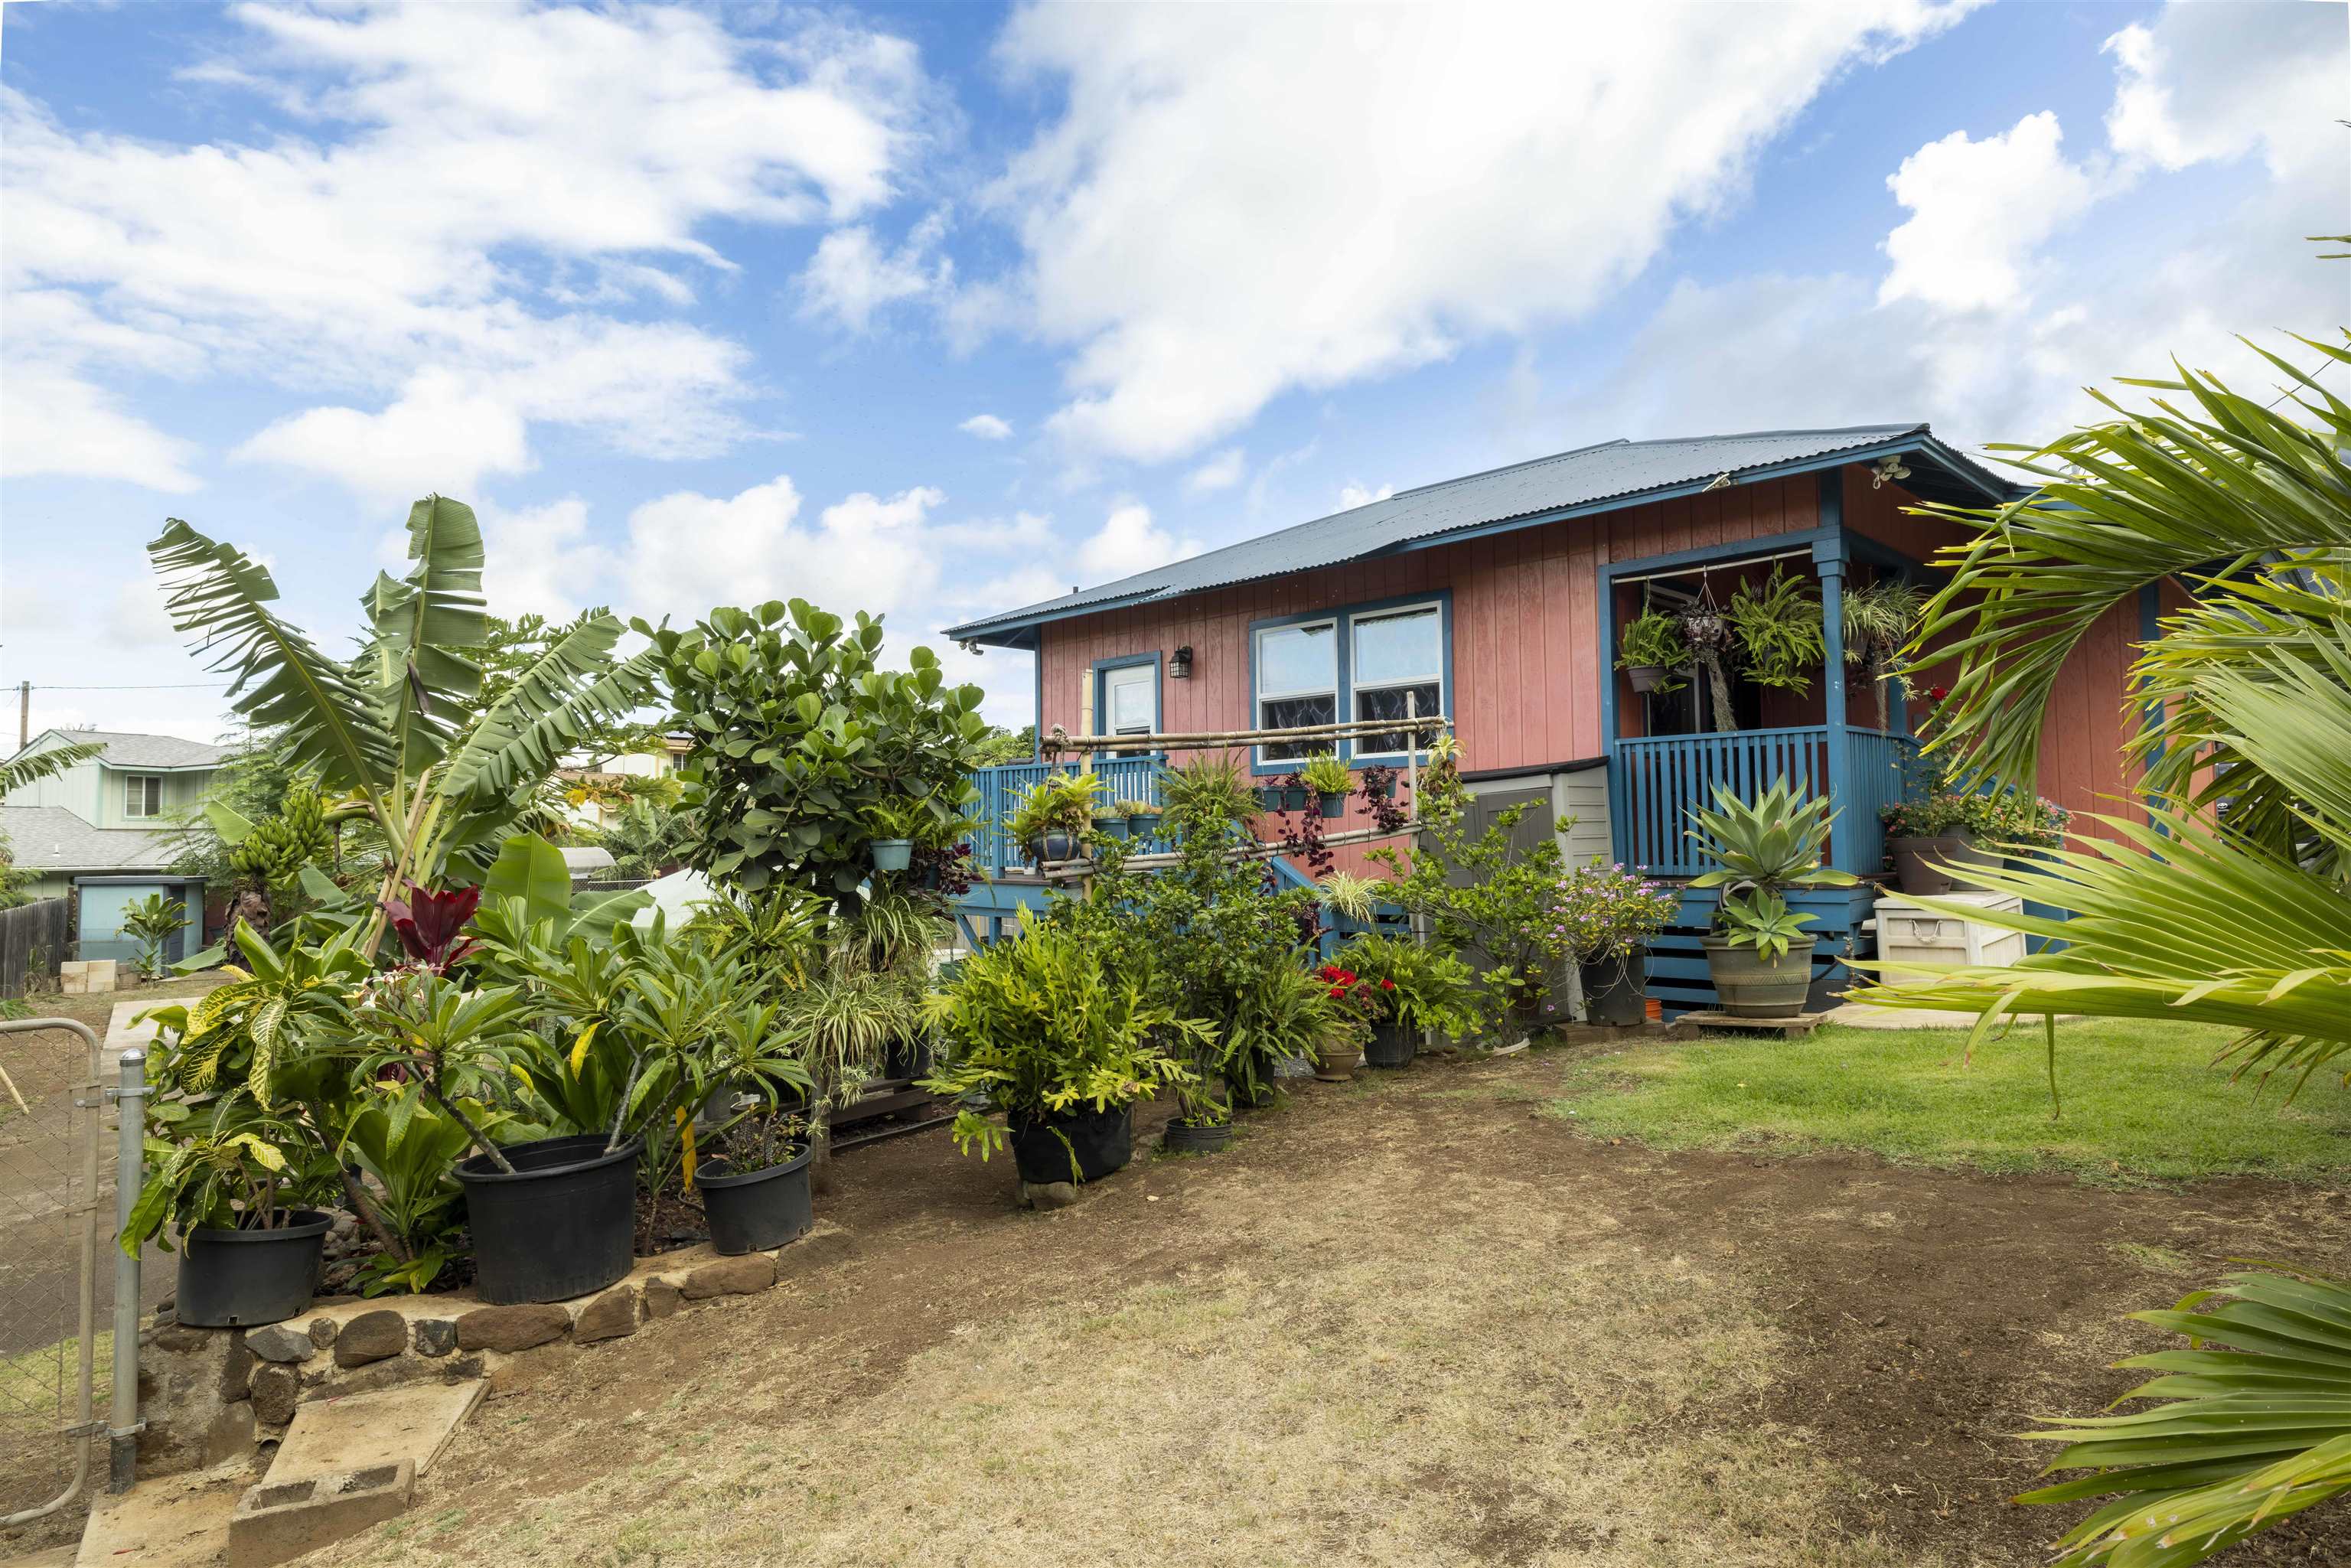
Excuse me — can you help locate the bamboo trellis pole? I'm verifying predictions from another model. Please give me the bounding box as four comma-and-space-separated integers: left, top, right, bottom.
1041, 714, 1452, 757
1035, 819, 1421, 876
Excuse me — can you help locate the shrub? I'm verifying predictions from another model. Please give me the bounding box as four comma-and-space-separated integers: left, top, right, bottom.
1544, 865, 1681, 961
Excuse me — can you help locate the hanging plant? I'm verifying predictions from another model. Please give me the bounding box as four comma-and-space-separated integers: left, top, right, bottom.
1616, 609, 1690, 693
1726, 569, 1825, 694
1840, 576, 1926, 732
1678, 587, 1739, 733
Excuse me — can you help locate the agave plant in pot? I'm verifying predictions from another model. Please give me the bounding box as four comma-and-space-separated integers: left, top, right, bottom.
1684, 777, 1856, 1017
920, 910, 1202, 1187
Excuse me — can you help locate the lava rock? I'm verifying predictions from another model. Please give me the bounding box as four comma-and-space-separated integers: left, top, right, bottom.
250, 1363, 300, 1426
333, 1309, 409, 1368
243, 1325, 316, 1364
455, 1303, 572, 1353
642, 1279, 684, 1319
412, 1319, 458, 1358
573, 1286, 639, 1344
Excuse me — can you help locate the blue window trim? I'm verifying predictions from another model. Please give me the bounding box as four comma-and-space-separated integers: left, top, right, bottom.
1246, 589, 1453, 776
1090, 651, 1162, 745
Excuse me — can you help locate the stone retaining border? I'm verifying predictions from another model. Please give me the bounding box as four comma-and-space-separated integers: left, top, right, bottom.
139, 1223, 852, 1472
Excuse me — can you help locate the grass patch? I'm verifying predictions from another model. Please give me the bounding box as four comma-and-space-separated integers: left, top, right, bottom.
1547, 1019, 2351, 1184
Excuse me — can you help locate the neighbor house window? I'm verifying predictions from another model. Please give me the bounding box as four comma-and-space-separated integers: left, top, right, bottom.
1351, 602, 1443, 757
123, 774, 163, 818
1254, 619, 1337, 763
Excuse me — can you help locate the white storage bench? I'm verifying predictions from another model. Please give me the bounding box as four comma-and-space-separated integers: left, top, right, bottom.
1869, 891, 2026, 987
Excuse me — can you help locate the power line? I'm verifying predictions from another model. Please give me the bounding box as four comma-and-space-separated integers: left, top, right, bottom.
9, 682, 227, 691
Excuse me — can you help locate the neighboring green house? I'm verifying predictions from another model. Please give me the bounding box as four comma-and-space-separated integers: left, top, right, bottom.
2, 729, 227, 964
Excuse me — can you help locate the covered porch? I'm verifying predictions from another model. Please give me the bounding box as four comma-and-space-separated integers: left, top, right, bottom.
1598, 497, 1927, 1012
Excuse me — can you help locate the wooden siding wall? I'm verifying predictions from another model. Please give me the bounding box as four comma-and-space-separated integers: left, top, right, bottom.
1034, 463, 2167, 864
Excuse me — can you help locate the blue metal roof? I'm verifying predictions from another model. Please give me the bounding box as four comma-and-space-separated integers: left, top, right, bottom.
944, 422, 2014, 646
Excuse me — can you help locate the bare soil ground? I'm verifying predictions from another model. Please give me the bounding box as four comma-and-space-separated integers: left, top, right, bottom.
279, 1043, 2349, 1568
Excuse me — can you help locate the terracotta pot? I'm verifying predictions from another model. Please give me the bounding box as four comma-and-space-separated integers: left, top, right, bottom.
1315, 1042, 1362, 1081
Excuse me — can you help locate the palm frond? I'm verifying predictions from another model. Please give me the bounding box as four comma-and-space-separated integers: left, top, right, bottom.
1852, 808, 2351, 1092
2017, 1267, 2351, 1567
1908, 332, 2351, 789
149, 519, 396, 795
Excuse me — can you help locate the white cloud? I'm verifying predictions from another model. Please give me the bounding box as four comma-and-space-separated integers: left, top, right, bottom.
1, 5, 932, 494
2104, 8, 2346, 181
958, 413, 1014, 440
1338, 481, 1395, 511
1076, 502, 1202, 583
984, 1, 1979, 463
618, 478, 958, 625
105, 575, 181, 650
234, 368, 533, 506
797, 212, 952, 332
0, 360, 201, 493
1880, 112, 2102, 311
1185, 447, 1246, 494
478, 498, 618, 623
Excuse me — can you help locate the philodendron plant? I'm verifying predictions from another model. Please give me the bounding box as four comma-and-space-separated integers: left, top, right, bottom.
1684, 775, 1855, 950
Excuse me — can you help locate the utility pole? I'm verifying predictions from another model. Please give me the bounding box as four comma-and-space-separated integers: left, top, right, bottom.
16, 681, 27, 750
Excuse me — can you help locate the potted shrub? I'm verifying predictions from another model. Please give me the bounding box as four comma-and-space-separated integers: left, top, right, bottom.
1311, 963, 1375, 1079
1300, 752, 1352, 819
1880, 758, 1999, 895
1685, 777, 1856, 1018
1616, 608, 1691, 696
1544, 864, 1681, 1027
122, 1113, 333, 1327
920, 910, 1203, 1185
1333, 932, 1480, 1068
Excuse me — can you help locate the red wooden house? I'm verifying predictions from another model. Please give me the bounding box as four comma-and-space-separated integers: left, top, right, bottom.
944, 424, 2164, 1010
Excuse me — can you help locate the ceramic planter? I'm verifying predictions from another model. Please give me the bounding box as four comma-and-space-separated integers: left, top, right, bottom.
869, 838, 913, 872
1099, 816, 1131, 841
1316, 791, 1346, 820
1626, 664, 1668, 693
1700, 936, 1811, 1018
1127, 813, 1160, 843
1315, 1040, 1363, 1081
1283, 786, 1312, 813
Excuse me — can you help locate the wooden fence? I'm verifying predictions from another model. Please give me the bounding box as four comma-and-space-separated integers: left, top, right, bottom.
0, 898, 72, 999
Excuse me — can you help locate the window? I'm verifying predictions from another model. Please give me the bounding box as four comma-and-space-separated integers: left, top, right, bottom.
122, 774, 162, 818
1254, 620, 1337, 763
1351, 603, 1443, 757
1101, 662, 1156, 745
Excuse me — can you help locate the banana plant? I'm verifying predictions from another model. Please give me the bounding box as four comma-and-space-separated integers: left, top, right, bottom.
0, 738, 104, 795
149, 494, 658, 953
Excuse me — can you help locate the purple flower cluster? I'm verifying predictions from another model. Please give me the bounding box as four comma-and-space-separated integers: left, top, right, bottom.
1541, 862, 1681, 961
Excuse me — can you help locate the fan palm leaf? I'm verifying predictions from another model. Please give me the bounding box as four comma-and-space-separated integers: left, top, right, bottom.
1906, 331, 2351, 794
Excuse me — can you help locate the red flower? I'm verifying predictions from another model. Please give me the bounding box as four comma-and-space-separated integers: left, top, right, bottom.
1378, 978, 1395, 990
1926, 684, 1948, 702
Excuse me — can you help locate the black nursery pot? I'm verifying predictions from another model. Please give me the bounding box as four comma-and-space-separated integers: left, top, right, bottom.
174, 1209, 331, 1328
1162, 1117, 1234, 1155
456, 1135, 640, 1305
696, 1144, 814, 1255
1364, 1021, 1418, 1069
1008, 1104, 1133, 1185
1579, 947, 1648, 1027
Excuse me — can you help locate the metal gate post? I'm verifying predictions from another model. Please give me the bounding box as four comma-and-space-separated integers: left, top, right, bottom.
108, 1047, 147, 1492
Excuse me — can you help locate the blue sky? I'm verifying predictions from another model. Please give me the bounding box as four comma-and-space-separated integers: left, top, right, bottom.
2, 0, 2343, 742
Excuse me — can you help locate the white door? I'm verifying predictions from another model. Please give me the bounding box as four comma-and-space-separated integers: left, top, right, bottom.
1104, 663, 1156, 739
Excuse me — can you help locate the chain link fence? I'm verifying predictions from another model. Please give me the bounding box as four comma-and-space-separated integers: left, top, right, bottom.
0, 1018, 105, 1534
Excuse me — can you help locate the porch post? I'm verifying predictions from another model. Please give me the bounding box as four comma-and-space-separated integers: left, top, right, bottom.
1816, 550, 1850, 872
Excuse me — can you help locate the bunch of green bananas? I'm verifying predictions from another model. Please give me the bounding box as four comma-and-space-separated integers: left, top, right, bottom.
230, 786, 332, 888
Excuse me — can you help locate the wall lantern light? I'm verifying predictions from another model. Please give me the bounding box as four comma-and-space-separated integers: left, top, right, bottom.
1169, 645, 1193, 680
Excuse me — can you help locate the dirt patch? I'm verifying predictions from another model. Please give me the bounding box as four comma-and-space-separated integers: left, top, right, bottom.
74, 1049, 2351, 1565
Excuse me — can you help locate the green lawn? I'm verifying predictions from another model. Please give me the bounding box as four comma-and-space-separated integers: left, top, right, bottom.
1547, 1019, 2351, 1184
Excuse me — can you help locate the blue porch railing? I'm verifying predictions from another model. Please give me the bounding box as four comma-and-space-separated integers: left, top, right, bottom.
960, 753, 1168, 878
1611, 725, 1917, 878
